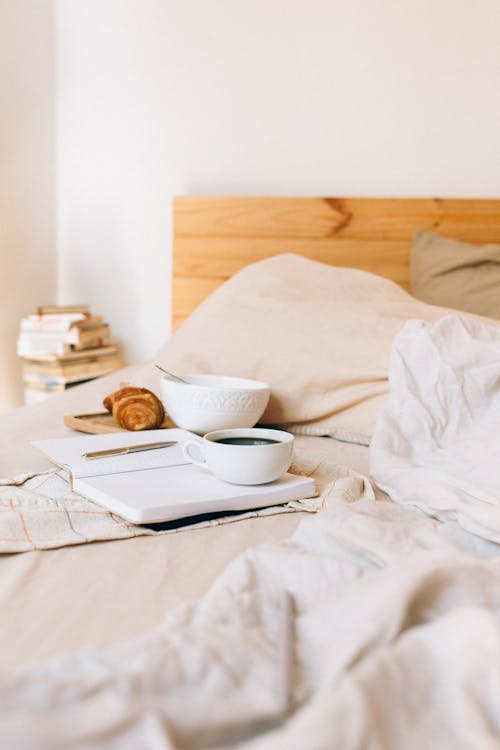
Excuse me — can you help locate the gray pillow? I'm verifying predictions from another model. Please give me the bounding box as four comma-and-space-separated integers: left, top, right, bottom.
411, 230, 500, 319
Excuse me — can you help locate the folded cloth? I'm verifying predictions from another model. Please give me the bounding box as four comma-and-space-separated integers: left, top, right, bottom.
0, 450, 368, 553
371, 314, 500, 543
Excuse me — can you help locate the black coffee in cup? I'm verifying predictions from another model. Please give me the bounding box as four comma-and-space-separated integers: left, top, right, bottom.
214, 437, 280, 446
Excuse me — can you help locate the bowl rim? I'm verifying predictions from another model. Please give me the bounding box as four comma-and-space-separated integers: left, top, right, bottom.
160, 373, 270, 392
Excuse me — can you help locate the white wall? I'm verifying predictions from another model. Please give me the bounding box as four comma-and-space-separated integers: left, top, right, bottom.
56, 0, 500, 364
0, 0, 56, 411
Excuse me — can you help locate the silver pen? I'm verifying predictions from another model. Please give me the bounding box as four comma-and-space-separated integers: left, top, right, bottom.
82, 440, 178, 460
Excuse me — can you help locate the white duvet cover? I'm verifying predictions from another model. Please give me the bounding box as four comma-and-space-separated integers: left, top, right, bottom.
371, 314, 500, 544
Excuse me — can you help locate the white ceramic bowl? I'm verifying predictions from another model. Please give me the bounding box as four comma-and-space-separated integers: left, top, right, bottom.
160, 374, 271, 435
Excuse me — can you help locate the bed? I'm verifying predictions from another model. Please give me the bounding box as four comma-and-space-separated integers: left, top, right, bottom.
2, 197, 500, 748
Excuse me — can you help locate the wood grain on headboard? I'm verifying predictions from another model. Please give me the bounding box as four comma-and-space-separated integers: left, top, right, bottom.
172, 196, 500, 330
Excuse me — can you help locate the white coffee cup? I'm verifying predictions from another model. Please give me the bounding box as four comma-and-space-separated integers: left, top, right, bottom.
182, 428, 294, 485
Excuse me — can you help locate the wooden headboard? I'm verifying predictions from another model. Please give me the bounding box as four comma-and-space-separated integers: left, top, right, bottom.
172, 196, 500, 330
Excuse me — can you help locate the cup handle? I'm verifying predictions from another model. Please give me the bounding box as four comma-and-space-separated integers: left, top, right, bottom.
183, 440, 207, 468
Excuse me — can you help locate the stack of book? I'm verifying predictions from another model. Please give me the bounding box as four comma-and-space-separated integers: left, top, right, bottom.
17, 305, 124, 404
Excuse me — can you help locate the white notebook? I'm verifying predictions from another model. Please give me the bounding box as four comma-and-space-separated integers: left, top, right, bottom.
32, 429, 316, 524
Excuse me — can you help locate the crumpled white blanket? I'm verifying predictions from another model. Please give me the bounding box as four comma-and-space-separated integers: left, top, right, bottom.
371, 314, 500, 544
2, 479, 500, 749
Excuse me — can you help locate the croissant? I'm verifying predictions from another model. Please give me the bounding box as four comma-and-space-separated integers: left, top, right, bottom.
103, 386, 165, 431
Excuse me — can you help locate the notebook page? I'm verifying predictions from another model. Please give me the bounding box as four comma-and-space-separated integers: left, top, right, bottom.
32, 428, 197, 478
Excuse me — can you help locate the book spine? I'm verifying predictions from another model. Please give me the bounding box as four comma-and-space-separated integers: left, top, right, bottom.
37, 305, 91, 315
23, 377, 66, 391
17, 338, 69, 356
23, 355, 124, 378
22, 345, 119, 364
23, 372, 111, 387
20, 313, 86, 333
65, 324, 110, 347
17, 326, 112, 356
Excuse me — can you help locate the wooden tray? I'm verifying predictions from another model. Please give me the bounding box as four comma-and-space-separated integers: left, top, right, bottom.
64, 412, 176, 435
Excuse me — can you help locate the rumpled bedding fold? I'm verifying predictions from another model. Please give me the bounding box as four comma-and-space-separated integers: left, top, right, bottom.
371, 314, 500, 543
2, 487, 500, 749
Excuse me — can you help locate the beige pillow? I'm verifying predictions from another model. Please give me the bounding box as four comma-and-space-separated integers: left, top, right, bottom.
158, 254, 454, 444
411, 230, 500, 318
